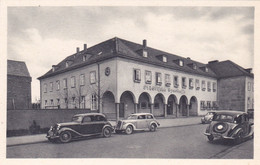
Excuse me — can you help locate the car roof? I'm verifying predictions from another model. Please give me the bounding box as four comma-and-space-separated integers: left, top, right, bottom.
73, 113, 106, 117
130, 113, 153, 116
214, 110, 246, 116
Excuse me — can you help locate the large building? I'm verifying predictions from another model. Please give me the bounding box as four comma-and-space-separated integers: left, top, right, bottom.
7, 60, 32, 110
38, 37, 254, 120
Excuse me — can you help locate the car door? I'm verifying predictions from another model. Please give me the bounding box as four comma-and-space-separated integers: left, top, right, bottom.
136, 115, 147, 129
80, 116, 95, 135
92, 115, 106, 133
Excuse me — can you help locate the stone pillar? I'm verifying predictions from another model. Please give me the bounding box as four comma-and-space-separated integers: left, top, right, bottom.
134, 103, 138, 113
150, 104, 154, 115
164, 104, 167, 118
176, 104, 179, 118
187, 104, 190, 117
116, 103, 120, 122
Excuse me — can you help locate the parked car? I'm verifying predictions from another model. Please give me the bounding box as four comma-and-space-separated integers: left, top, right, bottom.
247, 109, 254, 119
46, 113, 113, 143
204, 111, 254, 144
201, 112, 216, 124
115, 113, 160, 135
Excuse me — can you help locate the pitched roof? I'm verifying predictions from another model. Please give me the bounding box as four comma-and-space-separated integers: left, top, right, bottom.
207, 60, 254, 78
38, 37, 252, 80
7, 60, 31, 77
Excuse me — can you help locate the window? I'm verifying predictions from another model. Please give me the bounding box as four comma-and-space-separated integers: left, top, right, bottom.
80, 74, 85, 86
83, 116, 92, 123
83, 55, 87, 61
156, 72, 162, 85
50, 99, 53, 106
65, 98, 68, 106
56, 81, 60, 90
212, 101, 218, 110
90, 71, 96, 84
133, 69, 141, 82
141, 102, 147, 109
145, 71, 152, 84
165, 74, 171, 87
66, 61, 69, 68
91, 94, 97, 110
154, 102, 160, 109
195, 79, 200, 90
143, 50, 148, 57
72, 97, 76, 108
71, 76, 76, 88
182, 77, 186, 89
248, 82, 251, 91
207, 82, 211, 92
138, 115, 146, 119
147, 115, 154, 119
189, 78, 194, 89
202, 80, 206, 91
162, 56, 167, 62
200, 101, 205, 110
44, 83, 47, 93
63, 78, 67, 89
205, 67, 209, 72
193, 64, 197, 70
50, 82, 53, 92
174, 76, 179, 88
80, 96, 85, 109
179, 60, 184, 66
213, 82, 217, 92
57, 99, 60, 109
207, 101, 211, 110
45, 100, 47, 107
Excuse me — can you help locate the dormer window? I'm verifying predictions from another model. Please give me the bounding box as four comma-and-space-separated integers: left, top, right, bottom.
143, 50, 148, 58
200, 66, 209, 72
179, 60, 184, 66
193, 64, 197, 69
66, 61, 69, 68
162, 56, 167, 62
83, 55, 87, 61
205, 67, 209, 72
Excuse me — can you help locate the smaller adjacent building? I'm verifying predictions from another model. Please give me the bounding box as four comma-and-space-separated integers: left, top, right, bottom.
7, 60, 32, 110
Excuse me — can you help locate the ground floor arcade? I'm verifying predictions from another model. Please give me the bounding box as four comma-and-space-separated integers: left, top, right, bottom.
101, 91, 199, 121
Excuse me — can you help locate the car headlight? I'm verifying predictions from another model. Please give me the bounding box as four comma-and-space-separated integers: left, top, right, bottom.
57, 124, 61, 130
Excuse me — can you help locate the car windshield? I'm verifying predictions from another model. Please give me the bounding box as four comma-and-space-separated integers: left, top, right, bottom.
127, 115, 137, 120
72, 116, 83, 122
212, 114, 234, 122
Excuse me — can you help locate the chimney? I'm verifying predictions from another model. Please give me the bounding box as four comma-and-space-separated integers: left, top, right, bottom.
143, 39, 147, 48
76, 47, 80, 53
84, 44, 87, 50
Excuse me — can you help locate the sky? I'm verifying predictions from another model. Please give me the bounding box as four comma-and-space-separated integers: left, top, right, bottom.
7, 6, 254, 102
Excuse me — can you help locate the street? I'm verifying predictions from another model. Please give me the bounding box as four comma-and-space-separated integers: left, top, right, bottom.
6, 124, 253, 158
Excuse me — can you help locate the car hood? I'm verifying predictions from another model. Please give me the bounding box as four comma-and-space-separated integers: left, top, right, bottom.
57, 121, 80, 126
120, 119, 137, 123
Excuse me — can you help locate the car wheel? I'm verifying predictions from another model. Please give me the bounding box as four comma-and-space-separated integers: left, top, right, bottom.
125, 125, 133, 135
207, 135, 214, 141
150, 124, 157, 132
103, 127, 112, 138
235, 131, 244, 144
59, 131, 72, 143
115, 130, 122, 134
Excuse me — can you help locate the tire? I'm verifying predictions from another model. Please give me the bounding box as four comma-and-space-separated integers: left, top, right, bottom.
125, 125, 133, 135
235, 131, 243, 144
150, 124, 157, 132
103, 127, 112, 138
59, 131, 72, 143
115, 130, 122, 134
207, 135, 214, 141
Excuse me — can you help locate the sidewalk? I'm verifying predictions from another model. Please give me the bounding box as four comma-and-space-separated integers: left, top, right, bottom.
7, 116, 201, 147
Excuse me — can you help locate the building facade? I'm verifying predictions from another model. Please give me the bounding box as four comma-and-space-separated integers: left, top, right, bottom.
38, 37, 253, 120
7, 60, 32, 110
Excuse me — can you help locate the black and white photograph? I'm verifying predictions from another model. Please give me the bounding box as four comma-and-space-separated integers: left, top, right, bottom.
1, 0, 259, 163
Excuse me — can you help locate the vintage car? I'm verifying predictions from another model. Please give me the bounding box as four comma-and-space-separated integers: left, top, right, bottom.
201, 111, 216, 124
115, 113, 160, 135
204, 111, 254, 144
46, 113, 113, 143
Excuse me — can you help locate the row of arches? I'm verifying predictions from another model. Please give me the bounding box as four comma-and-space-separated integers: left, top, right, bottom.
102, 91, 198, 120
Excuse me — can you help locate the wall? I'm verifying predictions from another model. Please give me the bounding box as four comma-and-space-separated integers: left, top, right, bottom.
245, 76, 254, 111
7, 109, 96, 131
217, 76, 246, 111
7, 75, 32, 110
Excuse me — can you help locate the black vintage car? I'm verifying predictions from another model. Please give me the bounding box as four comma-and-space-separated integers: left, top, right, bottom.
46, 113, 113, 143
204, 111, 254, 144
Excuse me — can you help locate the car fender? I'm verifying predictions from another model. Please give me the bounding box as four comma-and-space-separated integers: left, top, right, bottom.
102, 124, 113, 132
123, 123, 136, 130
231, 127, 243, 137
58, 127, 81, 136
149, 121, 159, 127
